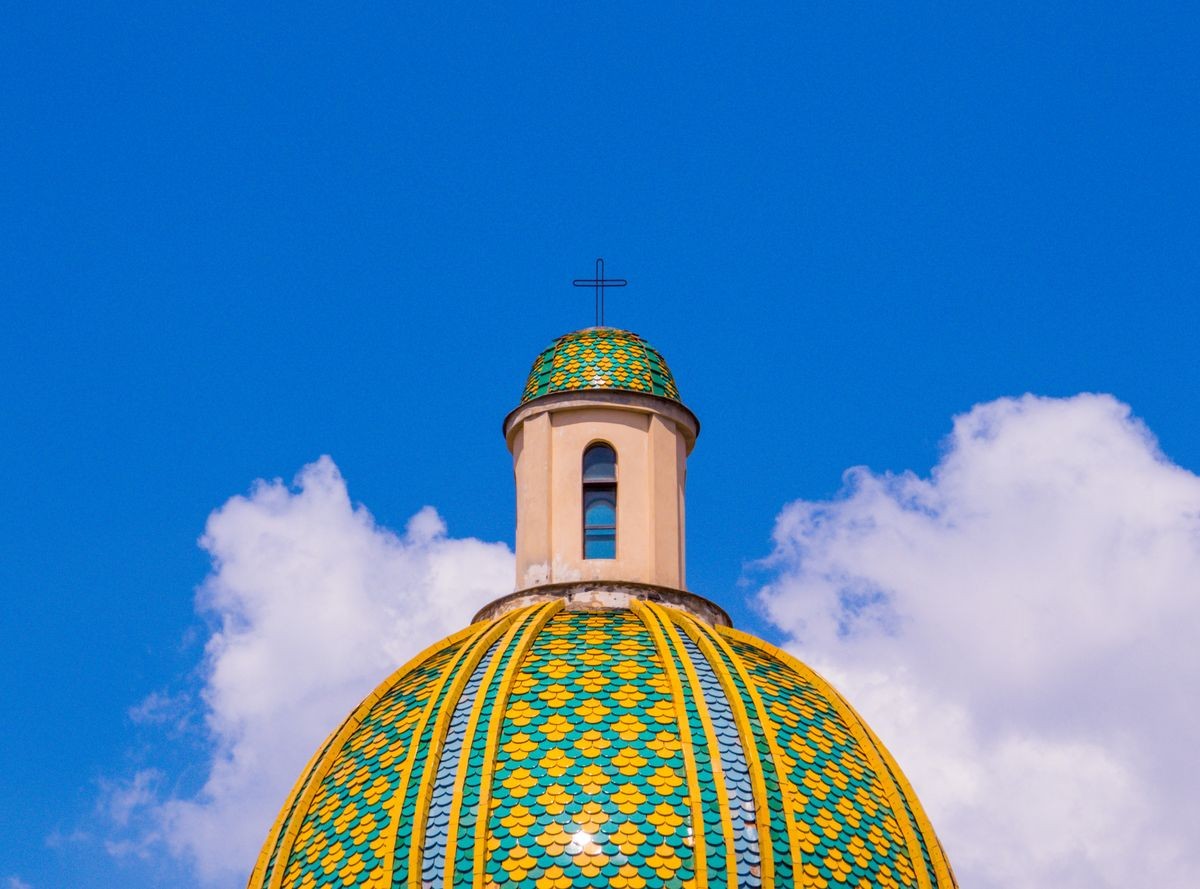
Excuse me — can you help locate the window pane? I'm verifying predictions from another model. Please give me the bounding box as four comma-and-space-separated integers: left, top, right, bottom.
584, 529, 616, 559
583, 444, 617, 482
583, 484, 616, 560
584, 491, 616, 527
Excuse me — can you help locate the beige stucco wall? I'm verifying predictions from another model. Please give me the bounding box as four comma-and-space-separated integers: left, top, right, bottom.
505, 392, 697, 590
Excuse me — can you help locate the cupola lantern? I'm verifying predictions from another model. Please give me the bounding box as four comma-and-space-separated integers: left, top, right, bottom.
503, 327, 699, 591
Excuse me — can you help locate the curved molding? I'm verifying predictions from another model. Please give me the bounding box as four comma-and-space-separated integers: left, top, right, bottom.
855, 706, 959, 888
503, 389, 700, 450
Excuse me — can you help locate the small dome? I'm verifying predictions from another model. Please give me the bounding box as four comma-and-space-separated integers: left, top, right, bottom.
249, 600, 955, 889
521, 328, 681, 404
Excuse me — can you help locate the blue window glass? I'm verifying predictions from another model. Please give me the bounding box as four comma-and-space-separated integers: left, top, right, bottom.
584, 490, 616, 527
583, 444, 617, 559
584, 527, 616, 559
583, 444, 617, 482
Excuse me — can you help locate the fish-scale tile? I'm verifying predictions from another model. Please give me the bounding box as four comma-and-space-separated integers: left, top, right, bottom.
448, 606, 549, 884
252, 603, 953, 889
420, 634, 504, 887
520, 328, 682, 405
681, 625, 796, 887
731, 638, 922, 889
645, 612, 729, 886
676, 629, 763, 887
486, 609, 695, 889
274, 639, 464, 889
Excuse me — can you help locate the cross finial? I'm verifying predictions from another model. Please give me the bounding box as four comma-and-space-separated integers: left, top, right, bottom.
572, 258, 627, 327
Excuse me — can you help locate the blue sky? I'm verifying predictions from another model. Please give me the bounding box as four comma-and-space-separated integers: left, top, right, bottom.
2, 3, 1198, 888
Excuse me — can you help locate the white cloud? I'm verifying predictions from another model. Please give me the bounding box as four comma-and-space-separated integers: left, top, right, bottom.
115, 456, 513, 884
757, 393, 1200, 889
101, 769, 163, 830
6, 877, 33, 889
127, 691, 194, 738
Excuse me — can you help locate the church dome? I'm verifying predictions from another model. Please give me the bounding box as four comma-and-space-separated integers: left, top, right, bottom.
249, 598, 955, 889
520, 328, 681, 404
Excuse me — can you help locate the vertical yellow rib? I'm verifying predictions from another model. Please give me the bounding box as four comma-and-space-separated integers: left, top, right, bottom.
402, 613, 520, 888
247, 732, 329, 888
720, 627, 936, 889
440, 607, 534, 888
649, 603, 739, 889
469, 600, 563, 882
371, 618, 502, 889
262, 622, 480, 889
673, 614, 798, 887
852, 703, 957, 888
631, 600, 710, 889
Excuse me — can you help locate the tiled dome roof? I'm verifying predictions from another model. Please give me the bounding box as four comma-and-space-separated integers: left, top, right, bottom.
249, 601, 955, 889
521, 328, 681, 404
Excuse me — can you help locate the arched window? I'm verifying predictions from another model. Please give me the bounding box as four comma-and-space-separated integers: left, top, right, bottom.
582, 443, 617, 559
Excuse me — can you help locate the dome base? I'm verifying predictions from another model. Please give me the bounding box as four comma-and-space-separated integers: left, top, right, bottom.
471, 580, 732, 627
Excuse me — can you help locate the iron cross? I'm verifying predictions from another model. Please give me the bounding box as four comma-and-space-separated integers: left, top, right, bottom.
573, 258, 628, 327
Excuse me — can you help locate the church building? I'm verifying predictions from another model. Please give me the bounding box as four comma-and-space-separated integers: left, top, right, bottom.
247, 321, 957, 889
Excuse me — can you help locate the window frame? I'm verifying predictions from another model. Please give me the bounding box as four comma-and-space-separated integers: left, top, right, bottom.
582, 442, 617, 559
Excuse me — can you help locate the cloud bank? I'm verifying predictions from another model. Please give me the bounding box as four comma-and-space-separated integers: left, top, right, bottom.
120, 456, 512, 883
757, 394, 1200, 889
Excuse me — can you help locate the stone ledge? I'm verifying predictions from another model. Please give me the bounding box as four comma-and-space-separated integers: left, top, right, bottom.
472, 581, 732, 628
